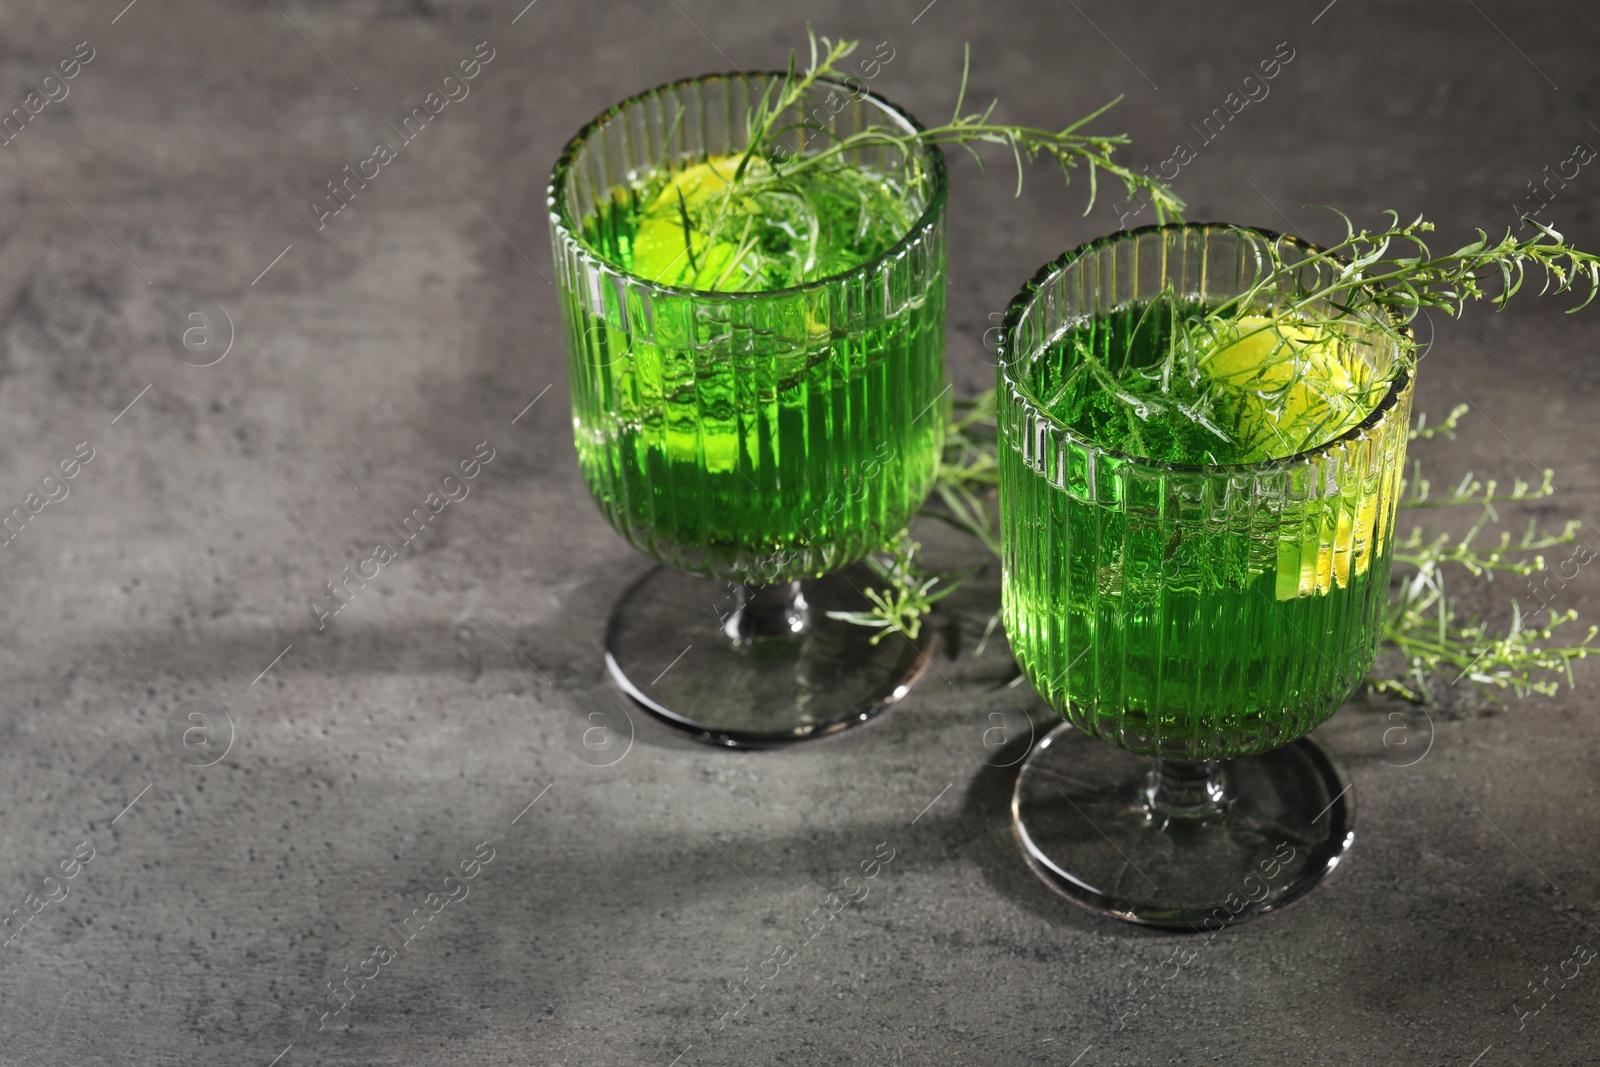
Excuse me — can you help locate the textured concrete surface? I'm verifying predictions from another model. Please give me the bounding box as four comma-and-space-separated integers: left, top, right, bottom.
1, 1, 1598, 1064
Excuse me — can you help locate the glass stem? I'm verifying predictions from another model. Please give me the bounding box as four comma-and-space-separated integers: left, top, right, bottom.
1143, 758, 1230, 819
722, 581, 810, 645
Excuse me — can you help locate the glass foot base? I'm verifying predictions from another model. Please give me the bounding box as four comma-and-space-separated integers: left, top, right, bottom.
604, 566, 935, 748
1011, 722, 1354, 928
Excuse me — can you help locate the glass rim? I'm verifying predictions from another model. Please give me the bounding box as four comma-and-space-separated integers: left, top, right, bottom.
995, 221, 1416, 476
546, 70, 950, 302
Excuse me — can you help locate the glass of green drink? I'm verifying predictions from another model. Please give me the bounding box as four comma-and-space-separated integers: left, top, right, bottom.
997, 223, 1414, 926
548, 73, 948, 747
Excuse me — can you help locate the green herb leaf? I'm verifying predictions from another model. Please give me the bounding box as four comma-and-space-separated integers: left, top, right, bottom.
659, 27, 1184, 292
831, 395, 1594, 709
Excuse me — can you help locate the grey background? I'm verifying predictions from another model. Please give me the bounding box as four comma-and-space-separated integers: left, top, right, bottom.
0, 0, 1596, 1064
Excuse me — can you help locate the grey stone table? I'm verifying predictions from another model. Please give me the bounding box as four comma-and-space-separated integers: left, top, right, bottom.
1, 0, 1597, 1063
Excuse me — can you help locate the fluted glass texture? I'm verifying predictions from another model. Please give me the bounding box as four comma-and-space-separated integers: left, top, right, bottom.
549, 74, 948, 583
997, 225, 1414, 760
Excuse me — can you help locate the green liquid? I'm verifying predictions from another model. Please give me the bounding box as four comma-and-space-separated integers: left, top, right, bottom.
588, 155, 920, 292
1002, 303, 1409, 759
1033, 298, 1385, 466
566, 157, 946, 581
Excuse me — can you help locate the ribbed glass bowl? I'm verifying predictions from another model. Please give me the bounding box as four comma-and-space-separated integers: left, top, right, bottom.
549, 72, 948, 584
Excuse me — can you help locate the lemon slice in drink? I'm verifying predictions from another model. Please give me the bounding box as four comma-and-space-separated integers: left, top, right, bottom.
629, 156, 754, 290
1201, 316, 1371, 460
1271, 492, 1382, 600
1201, 316, 1384, 600
624, 157, 753, 472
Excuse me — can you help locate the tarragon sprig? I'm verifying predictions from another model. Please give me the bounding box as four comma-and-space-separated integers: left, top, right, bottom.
1061, 211, 1600, 464
1407, 403, 1468, 441
1400, 462, 1555, 512
762, 34, 1186, 217
666, 27, 1184, 290
826, 397, 1001, 648
824, 531, 959, 644
1218, 210, 1600, 357
832, 397, 1595, 706
832, 209, 1600, 700
924, 391, 1000, 558
1376, 539, 1595, 705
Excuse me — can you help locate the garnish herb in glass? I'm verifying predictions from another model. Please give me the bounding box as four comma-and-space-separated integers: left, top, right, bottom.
844, 211, 1599, 703
553, 27, 1183, 746
595, 27, 1186, 293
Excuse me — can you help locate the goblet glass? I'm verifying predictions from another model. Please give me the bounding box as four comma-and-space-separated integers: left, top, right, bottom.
549, 74, 948, 747
996, 223, 1414, 926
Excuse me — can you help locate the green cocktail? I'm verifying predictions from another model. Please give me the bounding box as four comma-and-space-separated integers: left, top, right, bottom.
569, 153, 944, 581
549, 73, 947, 746
1005, 296, 1405, 758
999, 224, 1413, 926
